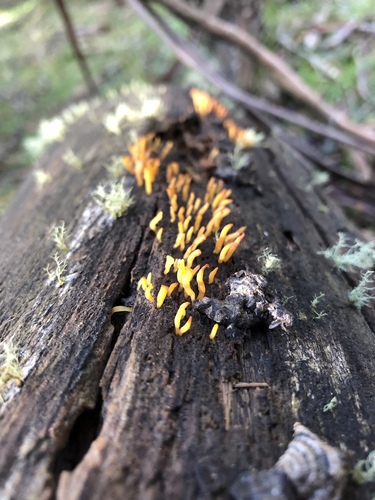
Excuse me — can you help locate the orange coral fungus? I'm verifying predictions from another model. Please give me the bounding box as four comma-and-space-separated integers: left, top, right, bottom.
190, 88, 228, 120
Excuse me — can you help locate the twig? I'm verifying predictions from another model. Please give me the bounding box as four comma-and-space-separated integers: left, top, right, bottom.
233, 382, 269, 389
155, 0, 375, 145
127, 0, 375, 155
53, 0, 98, 95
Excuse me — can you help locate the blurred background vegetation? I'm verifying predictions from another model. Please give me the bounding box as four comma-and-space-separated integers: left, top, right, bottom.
0, 0, 374, 228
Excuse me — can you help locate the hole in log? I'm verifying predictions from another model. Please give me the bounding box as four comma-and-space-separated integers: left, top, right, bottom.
282, 230, 300, 252
53, 392, 103, 476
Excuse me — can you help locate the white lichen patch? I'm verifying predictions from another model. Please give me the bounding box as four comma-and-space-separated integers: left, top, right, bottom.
45, 253, 67, 287
34, 169, 52, 188
52, 221, 70, 252
348, 271, 375, 309
318, 233, 375, 271
62, 148, 82, 169
257, 247, 282, 274
0, 342, 23, 403
93, 181, 134, 219
104, 156, 124, 179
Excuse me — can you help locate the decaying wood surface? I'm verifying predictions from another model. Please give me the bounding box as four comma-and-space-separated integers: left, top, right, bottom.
0, 86, 374, 500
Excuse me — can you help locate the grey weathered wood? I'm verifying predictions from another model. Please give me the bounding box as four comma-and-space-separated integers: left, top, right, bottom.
0, 86, 374, 500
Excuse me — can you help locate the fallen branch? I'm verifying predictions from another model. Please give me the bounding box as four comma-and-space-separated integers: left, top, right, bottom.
155, 0, 375, 145
127, 0, 375, 155
53, 0, 98, 95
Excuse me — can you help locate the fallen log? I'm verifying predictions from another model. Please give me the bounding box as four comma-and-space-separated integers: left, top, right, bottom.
0, 85, 374, 499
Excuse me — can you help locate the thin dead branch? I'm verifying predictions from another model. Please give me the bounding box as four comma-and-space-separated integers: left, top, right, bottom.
127, 0, 375, 156
53, 0, 98, 95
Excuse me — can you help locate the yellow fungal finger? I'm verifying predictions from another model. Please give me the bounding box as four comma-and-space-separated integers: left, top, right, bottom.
123, 155, 135, 174
111, 305, 133, 314
182, 177, 191, 202
191, 234, 206, 251
197, 264, 209, 299
171, 194, 178, 212
186, 226, 194, 244
177, 316, 193, 336
170, 205, 176, 223
222, 234, 245, 262
178, 206, 185, 223
134, 160, 144, 187
193, 197, 202, 213
176, 174, 187, 192
149, 211, 163, 232
209, 323, 219, 340
156, 227, 163, 242
208, 267, 219, 284
173, 233, 185, 250
183, 215, 192, 233
145, 284, 154, 303
224, 226, 247, 244
214, 224, 233, 254
157, 285, 169, 308
181, 267, 196, 301
212, 190, 228, 210
146, 272, 152, 285
187, 249, 201, 268
138, 276, 148, 291
167, 282, 179, 296
194, 213, 203, 233
164, 255, 175, 275
144, 168, 153, 195
166, 162, 179, 183
191, 265, 200, 277
198, 202, 210, 217
174, 301, 190, 331
187, 191, 195, 210
218, 242, 231, 264
161, 141, 173, 160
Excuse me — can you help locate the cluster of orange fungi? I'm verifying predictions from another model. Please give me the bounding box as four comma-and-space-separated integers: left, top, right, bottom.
190, 88, 260, 148
124, 90, 248, 338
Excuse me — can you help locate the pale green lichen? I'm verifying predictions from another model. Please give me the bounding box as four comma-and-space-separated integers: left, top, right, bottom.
240, 128, 265, 147
62, 148, 82, 169
104, 156, 124, 179
318, 233, 375, 271
45, 252, 67, 286
257, 247, 282, 274
323, 396, 338, 412
352, 450, 375, 484
306, 171, 330, 191
229, 144, 251, 171
25, 117, 66, 158
52, 222, 70, 252
0, 343, 23, 402
34, 169, 52, 188
103, 96, 163, 135
311, 292, 328, 319
348, 271, 375, 309
93, 181, 134, 219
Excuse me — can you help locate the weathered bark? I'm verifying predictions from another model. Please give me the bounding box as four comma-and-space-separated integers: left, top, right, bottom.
0, 86, 374, 500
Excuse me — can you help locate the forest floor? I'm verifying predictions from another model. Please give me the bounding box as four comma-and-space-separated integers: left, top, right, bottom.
0, 0, 374, 229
